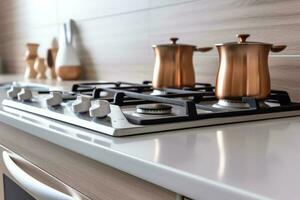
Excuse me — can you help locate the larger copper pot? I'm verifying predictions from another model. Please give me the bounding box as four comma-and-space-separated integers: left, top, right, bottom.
152, 38, 212, 89
215, 34, 286, 100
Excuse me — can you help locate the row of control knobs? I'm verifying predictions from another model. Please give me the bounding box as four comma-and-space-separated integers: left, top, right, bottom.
7, 86, 111, 118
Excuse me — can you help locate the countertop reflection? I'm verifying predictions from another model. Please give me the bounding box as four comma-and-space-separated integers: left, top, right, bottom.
111, 117, 300, 199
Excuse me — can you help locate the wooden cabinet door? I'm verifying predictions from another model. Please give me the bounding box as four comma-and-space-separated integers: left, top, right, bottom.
0, 144, 92, 200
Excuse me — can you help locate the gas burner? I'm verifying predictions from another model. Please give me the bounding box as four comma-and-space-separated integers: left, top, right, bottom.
257, 101, 270, 108
213, 99, 250, 109
136, 104, 172, 115
151, 90, 167, 95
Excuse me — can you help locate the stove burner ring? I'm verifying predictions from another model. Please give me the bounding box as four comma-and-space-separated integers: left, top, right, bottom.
213, 99, 250, 109
151, 90, 167, 95
136, 103, 172, 115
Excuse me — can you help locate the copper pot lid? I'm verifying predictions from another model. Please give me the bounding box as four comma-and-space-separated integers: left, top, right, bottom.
152, 37, 196, 48
215, 34, 275, 47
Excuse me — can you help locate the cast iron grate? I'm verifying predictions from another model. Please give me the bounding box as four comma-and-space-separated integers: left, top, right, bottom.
70, 81, 300, 125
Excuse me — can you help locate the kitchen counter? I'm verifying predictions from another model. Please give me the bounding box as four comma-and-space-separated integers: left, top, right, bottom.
0, 75, 300, 200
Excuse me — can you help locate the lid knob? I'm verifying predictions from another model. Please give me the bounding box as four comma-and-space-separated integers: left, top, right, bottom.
237, 34, 250, 43
170, 37, 179, 44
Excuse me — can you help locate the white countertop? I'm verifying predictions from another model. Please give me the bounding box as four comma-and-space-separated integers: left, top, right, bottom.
0, 76, 299, 200
1, 104, 300, 200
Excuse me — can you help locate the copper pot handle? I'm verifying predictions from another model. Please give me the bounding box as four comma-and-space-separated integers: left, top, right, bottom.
271, 45, 287, 52
195, 47, 213, 52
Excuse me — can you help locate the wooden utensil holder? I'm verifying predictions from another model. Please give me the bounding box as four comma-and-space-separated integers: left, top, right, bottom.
34, 58, 46, 79
24, 43, 39, 79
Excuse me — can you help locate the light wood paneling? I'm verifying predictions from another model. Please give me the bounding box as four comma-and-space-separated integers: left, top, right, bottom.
0, 0, 299, 99
0, 0, 58, 73
0, 0, 57, 30
269, 56, 300, 101
56, 0, 197, 22
57, 0, 149, 22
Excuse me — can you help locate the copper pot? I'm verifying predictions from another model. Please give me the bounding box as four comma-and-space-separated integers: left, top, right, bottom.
215, 34, 286, 100
152, 38, 212, 89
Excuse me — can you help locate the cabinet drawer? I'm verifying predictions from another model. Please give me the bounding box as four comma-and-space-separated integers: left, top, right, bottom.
0, 122, 176, 200
0, 144, 92, 200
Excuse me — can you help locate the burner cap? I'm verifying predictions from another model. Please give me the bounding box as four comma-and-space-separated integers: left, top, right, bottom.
151, 90, 167, 95
136, 103, 172, 115
213, 99, 250, 109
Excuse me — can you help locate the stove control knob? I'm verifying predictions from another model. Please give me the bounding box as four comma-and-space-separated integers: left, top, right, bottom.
17, 89, 32, 101
7, 86, 21, 98
89, 100, 111, 118
72, 95, 91, 113
46, 91, 63, 107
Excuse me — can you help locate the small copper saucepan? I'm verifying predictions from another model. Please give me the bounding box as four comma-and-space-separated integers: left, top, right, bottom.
152, 38, 212, 89
215, 34, 286, 100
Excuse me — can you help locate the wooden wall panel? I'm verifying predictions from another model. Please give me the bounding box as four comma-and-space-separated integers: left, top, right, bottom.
56, 0, 195, 22
269, 56, 300, 101
0, 0, 58, 73
57, 0, 149, 22
148, 0, 300, 54
0, 0, 57, 30
0, 0, 299, 99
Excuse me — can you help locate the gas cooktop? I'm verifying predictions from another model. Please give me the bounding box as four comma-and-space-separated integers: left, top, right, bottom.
2, 81, 300, 136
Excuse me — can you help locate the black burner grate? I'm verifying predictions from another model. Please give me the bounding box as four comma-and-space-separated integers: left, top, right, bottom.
70, 81, 300, 125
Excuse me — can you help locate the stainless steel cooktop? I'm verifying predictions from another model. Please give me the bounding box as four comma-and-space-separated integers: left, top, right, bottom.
2, 81, 300, 137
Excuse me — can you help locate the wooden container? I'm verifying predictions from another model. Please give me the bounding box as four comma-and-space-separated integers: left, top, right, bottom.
24, 43, 39, 79
34, 58, 47, 79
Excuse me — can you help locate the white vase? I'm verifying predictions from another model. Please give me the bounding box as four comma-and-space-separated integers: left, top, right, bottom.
55, 19, 82, 80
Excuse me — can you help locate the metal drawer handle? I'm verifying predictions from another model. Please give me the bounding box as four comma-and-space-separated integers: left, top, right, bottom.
3, 151, 74, 200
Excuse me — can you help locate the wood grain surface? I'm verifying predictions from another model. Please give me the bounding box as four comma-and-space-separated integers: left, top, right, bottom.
0, 0, 299, 100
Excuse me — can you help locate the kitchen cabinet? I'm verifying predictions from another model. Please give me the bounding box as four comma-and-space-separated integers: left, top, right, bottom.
0, 122, 177, 200
0, 144, 92, 200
